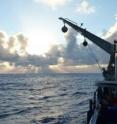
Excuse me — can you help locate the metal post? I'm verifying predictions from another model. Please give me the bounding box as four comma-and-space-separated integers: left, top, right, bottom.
114, 41, 117, 81
115, 55, 117, 81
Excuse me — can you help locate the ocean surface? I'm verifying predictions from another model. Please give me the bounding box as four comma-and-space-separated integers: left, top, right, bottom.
0, 73, 103, 124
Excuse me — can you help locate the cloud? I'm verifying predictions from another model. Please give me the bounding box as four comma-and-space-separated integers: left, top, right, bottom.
33, 0, 70, 9
50, 64, 103, 73
19, 28, 109, 69
61, 28, 108, 66
0, 62, 38, 73
0, 24, 115, 74
0, 31, 62, 73
16, 34, 28, 54
63, 28, 86, 65
76, 0, 95, 15
104, 23, 117, 43
0, 32, 29, 63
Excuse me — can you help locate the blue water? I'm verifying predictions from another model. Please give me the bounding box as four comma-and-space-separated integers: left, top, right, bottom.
0, 73, 102, 124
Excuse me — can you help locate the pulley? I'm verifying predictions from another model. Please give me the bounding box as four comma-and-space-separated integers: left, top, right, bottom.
83, 39, 88, 47
61, 23, 68, 33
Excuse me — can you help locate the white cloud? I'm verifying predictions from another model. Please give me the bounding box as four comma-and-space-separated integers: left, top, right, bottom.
104, 23, 117, 43
0, 31, 60, 73
76, 0, 95, 15
0, 29, 109, 73
50, 64, 102, 73
34, 0, 69, 9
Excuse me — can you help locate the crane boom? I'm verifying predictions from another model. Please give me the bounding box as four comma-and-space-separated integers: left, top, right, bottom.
59, 17, 113, 54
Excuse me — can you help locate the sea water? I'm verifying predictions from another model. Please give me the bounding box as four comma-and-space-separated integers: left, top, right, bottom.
0, 73, 102, 124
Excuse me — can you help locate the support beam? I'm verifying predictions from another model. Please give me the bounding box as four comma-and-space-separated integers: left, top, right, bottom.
59, 17, 114, 55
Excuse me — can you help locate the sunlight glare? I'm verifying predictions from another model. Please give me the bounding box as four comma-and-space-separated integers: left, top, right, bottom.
27, 29, 57, 55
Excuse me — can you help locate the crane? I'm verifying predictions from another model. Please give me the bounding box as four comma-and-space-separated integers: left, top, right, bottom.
59, 17, 116, 81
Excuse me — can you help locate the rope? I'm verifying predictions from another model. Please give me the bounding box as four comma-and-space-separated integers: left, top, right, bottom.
87, 44, 103, 72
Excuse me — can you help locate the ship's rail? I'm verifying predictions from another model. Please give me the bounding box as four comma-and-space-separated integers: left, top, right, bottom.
96, 81, 117, 88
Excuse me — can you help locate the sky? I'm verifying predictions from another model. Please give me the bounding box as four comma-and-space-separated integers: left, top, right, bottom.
0, 0, 117, 73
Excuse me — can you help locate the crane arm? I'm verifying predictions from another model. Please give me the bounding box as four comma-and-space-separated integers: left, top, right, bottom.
59, 17, 113, 54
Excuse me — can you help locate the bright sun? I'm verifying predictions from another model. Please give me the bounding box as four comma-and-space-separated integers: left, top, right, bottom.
26, 29, 57, 55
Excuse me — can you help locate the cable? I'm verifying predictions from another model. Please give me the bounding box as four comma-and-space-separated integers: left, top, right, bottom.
87, 44, 103, 72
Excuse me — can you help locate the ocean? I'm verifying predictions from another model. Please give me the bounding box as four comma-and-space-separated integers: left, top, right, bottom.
0, 73, 102, 124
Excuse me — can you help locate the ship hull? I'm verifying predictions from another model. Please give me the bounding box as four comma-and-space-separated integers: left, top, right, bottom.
87, 81, 117, 124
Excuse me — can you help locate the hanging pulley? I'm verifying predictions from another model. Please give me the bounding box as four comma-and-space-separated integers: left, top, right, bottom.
83, 38, 88, 47
61, 22, 68, 33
